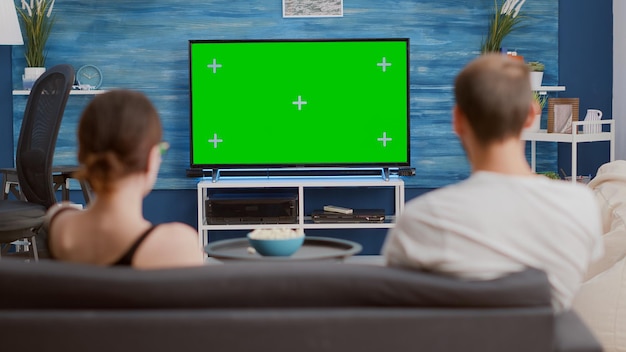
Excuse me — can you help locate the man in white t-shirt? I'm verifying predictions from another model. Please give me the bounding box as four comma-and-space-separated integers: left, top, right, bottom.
382, 54, 603, 312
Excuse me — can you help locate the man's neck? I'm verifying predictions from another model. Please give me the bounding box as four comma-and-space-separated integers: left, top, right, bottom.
469, 138, 534, 176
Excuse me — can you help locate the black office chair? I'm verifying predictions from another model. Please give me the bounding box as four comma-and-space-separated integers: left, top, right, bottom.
0, 64, 75, 260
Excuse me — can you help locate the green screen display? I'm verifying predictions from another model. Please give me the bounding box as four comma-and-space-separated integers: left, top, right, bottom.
189, 38, 410, 168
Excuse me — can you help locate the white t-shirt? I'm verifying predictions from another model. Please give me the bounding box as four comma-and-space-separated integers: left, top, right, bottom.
382, 171, 604, 312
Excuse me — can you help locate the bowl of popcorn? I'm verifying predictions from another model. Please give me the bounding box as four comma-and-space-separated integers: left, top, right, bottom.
247, 228, 305, 257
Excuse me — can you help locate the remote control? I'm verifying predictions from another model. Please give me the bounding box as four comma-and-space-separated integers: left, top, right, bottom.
323, 205, 353, 214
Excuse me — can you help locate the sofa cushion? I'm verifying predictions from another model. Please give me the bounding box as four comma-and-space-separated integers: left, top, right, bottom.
574, 258, 626, 352
0, 259, 551, 310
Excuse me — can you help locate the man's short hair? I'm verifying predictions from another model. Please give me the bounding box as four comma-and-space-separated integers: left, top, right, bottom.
454, 54, 532, 144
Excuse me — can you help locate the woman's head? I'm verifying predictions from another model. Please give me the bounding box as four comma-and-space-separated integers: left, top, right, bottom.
74, 90, 162, 194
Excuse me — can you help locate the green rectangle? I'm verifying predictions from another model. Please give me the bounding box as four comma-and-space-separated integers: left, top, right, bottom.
190, 38, 409, 168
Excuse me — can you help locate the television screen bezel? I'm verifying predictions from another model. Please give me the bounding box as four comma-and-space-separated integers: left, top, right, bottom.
188, 37, 411, 170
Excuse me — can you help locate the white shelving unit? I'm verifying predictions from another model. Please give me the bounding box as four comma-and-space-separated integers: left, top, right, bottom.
12, 89, 107, 95
535, 86, 566, 94
522, 120, 615, 182
197, 176, 405, 246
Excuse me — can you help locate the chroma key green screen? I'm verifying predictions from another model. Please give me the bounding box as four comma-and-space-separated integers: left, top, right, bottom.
189, 38, 410, 169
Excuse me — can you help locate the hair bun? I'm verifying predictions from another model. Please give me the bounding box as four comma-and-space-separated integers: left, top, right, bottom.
80, 151, 125, 193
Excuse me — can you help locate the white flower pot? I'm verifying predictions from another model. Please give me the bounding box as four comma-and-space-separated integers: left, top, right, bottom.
530, 71, 544, 90
22, 67, 46, 90
24, 67, 46, 79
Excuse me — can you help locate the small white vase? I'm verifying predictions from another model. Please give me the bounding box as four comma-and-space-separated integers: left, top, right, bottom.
22, 67, 46, 90
530, 71, 544, 90
24, 67, 46, 80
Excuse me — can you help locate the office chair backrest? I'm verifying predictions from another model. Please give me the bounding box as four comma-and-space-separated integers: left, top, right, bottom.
16, 64, 75, 209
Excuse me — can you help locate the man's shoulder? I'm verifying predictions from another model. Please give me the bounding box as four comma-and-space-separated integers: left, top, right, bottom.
403, 179, 476, 211
534, 177, 597, 201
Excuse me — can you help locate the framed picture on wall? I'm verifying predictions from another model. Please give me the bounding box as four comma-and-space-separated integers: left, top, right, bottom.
547, 98, 579, 133
283, 0, 343, 18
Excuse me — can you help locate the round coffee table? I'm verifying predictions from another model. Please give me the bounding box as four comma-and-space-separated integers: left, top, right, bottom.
205, 236, 362, 262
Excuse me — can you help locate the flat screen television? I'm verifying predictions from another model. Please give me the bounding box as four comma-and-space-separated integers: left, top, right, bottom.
189, 38, 410, 171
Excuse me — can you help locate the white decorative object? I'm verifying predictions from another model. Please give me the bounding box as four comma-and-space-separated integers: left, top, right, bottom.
0, 0, 24, 45
283, 0, 343, 18
22, 67, 46, 89
530, 71, 544, 90
24, 67, 46, 79
583, 109, 603, 134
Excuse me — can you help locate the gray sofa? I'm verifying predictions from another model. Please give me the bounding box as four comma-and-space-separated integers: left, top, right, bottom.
0, 259, 601, 352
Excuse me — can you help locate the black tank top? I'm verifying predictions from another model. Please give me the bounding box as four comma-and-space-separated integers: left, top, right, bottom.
47, 207, 158, 266
111, 225, 157, 266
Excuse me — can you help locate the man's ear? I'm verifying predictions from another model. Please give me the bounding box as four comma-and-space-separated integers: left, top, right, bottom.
531, 98, 541, 116
453, 105, 466, 137
523, 99, 541, 128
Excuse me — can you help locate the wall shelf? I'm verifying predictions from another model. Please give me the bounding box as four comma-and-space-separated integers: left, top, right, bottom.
534, 86, 566, 94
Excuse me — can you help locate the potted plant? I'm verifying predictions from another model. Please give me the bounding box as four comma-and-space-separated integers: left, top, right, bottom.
480, 0, 526, 54
527, 61, 545, 89
15, 0, 56, 88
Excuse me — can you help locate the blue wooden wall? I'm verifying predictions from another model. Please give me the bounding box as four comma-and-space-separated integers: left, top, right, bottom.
558, 0, 613, 177
11, 0, 559, 189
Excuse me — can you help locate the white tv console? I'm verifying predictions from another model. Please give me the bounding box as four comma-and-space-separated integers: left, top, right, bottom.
196, 176, 405, 246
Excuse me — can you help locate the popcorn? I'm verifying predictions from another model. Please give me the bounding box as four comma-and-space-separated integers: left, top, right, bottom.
248, 228, 304, 240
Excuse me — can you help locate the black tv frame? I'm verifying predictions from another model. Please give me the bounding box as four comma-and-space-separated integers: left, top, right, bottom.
188, 38, 411, 177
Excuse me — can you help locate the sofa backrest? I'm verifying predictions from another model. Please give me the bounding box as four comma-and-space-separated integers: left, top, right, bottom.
0, 259, 551, 310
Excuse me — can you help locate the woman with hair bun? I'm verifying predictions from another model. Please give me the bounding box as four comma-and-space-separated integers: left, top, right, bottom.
46, 90, 204, 268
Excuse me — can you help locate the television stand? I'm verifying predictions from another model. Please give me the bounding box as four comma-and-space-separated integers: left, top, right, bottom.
208, 168, 395, 183
197, 176, 405, 245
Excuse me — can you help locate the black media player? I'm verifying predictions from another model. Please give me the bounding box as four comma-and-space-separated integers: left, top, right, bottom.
205, 192, 298, 225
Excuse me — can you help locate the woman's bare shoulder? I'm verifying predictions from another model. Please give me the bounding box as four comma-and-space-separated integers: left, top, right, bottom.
154, 222, 199, 237
45, 202, 85, 260
45, 202, 83, 226
45, 202, 85, 238
133, 222, 205, 269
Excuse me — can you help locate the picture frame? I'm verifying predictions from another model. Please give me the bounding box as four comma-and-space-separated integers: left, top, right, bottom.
282, 0, 343, 18
547, 98, 579, 133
